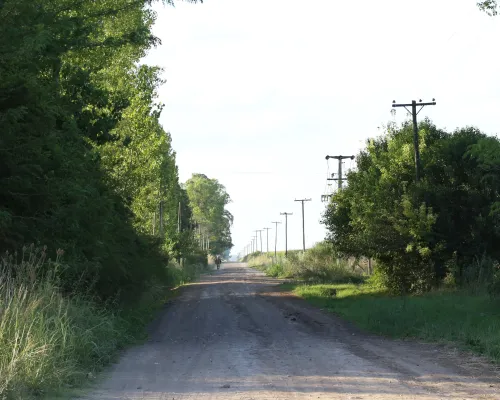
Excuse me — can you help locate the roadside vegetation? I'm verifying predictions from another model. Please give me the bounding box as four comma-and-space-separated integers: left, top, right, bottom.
245, 243, 365, 284
283, 276, 500, 362
0, 246, 207, 399
0, 0, 235, 398
245, 120, 500, 363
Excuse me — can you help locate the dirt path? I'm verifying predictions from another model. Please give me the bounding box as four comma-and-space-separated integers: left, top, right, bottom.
80, 263, 500, 399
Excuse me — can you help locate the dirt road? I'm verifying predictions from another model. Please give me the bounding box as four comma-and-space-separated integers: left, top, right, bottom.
81, 263, 500, 399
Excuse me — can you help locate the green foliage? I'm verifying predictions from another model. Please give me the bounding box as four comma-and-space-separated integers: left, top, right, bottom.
185, 174, 234, 256
323, 121, 500, 294
0, 0, 209, 301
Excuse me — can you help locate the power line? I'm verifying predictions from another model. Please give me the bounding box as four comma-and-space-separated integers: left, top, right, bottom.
392, 98, 436, 182
294, 198, 312, 252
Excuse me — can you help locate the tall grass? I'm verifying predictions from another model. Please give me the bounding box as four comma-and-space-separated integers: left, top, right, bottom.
247, 242, 365, 284
0, 245, 206, 399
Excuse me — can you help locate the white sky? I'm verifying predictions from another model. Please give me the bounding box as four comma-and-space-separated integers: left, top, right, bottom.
142, 0, 500, 257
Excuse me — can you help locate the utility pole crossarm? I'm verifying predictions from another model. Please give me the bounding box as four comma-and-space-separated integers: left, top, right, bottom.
392, 101, 436, 107
325, 155, 355, 190
325, 155, 355, 161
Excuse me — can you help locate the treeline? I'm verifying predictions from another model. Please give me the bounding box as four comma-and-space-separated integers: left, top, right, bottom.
0, 0, 236, 395
0, 0, 234, 303
323, 120, 500, 294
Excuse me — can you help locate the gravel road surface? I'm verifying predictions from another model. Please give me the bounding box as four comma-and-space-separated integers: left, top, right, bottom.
80, 263, 500, 399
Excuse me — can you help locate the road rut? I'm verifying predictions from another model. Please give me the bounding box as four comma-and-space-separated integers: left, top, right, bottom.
80, 263, 500, 399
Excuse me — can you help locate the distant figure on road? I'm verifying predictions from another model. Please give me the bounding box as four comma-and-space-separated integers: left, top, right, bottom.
215, 255, 222, 270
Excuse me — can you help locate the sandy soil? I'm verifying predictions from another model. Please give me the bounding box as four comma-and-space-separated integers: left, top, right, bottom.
79, 263, 500, 400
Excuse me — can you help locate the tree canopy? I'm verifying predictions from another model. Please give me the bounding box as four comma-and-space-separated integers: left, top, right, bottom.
0, 0, 219, 301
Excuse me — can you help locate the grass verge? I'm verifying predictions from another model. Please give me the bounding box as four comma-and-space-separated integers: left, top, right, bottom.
0, 246, 207, 399
284, 281, 500, 362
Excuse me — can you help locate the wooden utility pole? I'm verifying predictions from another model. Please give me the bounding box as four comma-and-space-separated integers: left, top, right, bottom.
271, 221, 282, 258
263, 227, 272, 253
255, 230, 263, 253
392, 99, 436, 182
159, 201, 164, 236
177, 201, 181, 233
326, 156, 355, 190
152, 212, 156, 235
280, 212, 293, 257
294, 198, 312, 252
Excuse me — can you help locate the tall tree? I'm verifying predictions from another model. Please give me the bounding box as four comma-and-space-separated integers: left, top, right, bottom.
185, 174, 234, 255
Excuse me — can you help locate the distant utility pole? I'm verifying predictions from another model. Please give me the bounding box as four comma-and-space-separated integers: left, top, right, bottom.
177, 201, 181, 233
294, 198, 312, 252
254, 230, 262, 253
152, 211, 156, 235
326, 155, 355, 190
271, 221, 282, 257
159, 201, 164, 236
255, 229, 263, 253
263, 227, 272, 253
392, 98, 436, 182
280, 212, 293, 257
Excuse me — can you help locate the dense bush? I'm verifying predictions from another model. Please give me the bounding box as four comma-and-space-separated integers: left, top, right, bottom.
323, 120, 500, 293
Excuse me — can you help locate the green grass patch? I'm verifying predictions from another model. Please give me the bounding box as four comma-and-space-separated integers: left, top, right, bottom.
288, 282, 500, 362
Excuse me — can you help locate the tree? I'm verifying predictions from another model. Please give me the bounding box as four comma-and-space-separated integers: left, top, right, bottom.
185, 174, 234, 255
323, 120, 500, 293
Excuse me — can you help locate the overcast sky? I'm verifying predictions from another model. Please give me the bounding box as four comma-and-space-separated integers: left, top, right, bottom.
142, 0, 500, 257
